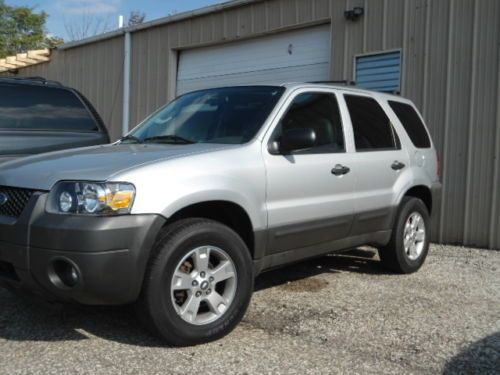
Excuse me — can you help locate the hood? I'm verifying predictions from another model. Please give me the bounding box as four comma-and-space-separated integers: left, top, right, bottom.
0, 143, 234, 190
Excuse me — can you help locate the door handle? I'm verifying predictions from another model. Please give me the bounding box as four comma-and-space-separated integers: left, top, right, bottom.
391, 160, 406, 171
331, 164, 350, 176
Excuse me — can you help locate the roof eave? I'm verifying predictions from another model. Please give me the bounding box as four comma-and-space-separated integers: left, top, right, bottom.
58, 0, 261, 50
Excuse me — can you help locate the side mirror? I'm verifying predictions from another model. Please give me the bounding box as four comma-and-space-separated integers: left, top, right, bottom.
279, 128, 316, 154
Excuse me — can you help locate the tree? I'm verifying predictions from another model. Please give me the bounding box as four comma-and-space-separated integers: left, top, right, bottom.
128, 11, 145, 26
45, 35, 64, 49
0, 0, 57, 58
64, 13, 112, 42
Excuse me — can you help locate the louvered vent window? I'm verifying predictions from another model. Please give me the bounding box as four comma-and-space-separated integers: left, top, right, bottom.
355, 51, 402, 93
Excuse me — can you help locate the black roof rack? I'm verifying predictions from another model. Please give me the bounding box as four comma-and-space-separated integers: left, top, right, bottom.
0, 76, 63, 87
309, 80, 356, 86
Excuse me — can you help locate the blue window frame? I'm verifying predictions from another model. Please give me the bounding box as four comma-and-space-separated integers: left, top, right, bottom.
355, 51, 402, 93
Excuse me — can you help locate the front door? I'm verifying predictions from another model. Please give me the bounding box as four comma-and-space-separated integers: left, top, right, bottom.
263, 91, 356, 254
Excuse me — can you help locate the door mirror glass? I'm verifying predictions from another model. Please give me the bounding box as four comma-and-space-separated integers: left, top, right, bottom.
280, 128, 316, 154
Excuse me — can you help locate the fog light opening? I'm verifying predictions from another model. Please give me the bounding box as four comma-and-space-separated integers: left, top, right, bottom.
50, 259, 81, 289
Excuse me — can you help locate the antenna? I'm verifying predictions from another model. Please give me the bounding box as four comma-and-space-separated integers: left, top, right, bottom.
118, 15, 124, 28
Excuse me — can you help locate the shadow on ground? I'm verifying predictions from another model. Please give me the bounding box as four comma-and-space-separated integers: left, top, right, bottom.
254, 247, 388, 291
443, 332, 500, 375
0, 247, 383, 347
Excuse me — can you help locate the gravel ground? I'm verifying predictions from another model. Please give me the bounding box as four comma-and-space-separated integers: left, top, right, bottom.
0, 244, 498, 375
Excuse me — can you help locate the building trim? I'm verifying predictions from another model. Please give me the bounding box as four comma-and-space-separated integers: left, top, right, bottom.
122, 32, 132, 136
490, 9, 500, 248
463, 0, 479, 244
439, 0, 455, 243
59, 0, 263, 51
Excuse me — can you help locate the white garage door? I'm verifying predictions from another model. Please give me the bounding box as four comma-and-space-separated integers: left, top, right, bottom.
177, 25, 331, 95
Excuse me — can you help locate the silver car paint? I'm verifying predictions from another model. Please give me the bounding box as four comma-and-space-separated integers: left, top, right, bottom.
261, 88, 356, 232
336, 92, 412, 219
0, 143, 237, 190
115, 142, 268, 230
0, 83, 438, 235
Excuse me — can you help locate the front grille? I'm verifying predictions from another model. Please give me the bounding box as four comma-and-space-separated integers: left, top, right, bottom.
0, 186, 36, 218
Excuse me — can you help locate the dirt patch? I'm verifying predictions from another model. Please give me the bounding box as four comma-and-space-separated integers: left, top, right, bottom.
241, 303, 339, 340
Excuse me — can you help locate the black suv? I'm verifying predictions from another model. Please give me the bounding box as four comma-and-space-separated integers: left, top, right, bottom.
0, 77, 110, 164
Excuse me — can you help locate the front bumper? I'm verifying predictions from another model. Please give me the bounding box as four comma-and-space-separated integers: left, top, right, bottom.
0, 192, 165, 305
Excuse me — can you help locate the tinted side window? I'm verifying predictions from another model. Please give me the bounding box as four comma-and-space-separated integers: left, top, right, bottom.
0, 83, 98, 132
345, 94, 397, 151
276, 93, 345, 153
389, 101, 431, 148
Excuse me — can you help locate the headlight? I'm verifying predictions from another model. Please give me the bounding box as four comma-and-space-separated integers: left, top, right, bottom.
48, 181, 136, 215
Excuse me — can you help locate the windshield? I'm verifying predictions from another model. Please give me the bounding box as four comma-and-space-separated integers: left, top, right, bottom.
125, 86, 285, 145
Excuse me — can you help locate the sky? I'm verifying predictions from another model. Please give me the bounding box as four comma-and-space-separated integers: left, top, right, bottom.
6, 0, 223, 40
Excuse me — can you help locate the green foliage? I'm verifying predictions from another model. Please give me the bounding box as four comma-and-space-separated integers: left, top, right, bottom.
0, 0, 61, 58
44, 35, 64, 49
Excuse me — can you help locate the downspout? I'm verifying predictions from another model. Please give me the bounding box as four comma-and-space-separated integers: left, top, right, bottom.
122, 31, 131, 136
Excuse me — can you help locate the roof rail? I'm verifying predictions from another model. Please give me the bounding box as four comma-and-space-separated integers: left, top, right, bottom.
0, 76, 63, 87
309, 80, 356, 86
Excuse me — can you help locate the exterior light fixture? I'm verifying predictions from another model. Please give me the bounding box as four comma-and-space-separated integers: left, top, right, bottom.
344, 7, 364, 21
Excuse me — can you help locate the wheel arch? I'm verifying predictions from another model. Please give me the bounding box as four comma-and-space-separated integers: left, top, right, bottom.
163, 200, 257, 259
401, 185, 432, 214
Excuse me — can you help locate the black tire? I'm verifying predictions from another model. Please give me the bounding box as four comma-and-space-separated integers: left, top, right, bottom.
136, 218, 254, 346
379, 197, 431, 274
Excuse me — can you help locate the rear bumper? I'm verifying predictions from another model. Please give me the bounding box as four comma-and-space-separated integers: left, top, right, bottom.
0, 193, 165, 305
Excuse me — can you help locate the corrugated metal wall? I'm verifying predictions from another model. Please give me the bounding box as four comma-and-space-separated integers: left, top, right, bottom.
127, 0, 333, 126
3, 0, 500, 249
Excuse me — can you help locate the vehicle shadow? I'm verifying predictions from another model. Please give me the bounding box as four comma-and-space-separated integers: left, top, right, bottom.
255, 247, 388, 291
0, 247, 385, 347
442, 331, 500, 375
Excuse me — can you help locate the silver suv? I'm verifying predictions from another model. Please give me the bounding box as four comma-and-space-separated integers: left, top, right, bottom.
0, 84, 441, 346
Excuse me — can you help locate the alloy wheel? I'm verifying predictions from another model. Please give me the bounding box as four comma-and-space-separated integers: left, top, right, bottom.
170, 246, 237, 325
403, 212, 426, 261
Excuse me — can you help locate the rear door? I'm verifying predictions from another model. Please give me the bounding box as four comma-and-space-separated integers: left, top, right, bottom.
0, 82, 109, 164
341, 93, 410, 235
263, 90, 356, 254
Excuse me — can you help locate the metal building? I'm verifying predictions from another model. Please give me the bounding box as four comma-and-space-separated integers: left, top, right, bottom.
2, 0, 499, 249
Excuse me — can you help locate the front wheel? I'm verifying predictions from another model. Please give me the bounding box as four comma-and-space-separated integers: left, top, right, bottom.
136, 218, 254, 346
379, 197, 430, 274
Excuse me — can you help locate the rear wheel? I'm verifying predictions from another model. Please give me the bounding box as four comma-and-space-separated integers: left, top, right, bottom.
136, 218, 254, 346
379, 197, 430, 273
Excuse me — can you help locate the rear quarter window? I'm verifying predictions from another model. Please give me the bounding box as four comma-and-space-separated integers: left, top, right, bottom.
388, 100, 431, 148
0, 83, 99, 132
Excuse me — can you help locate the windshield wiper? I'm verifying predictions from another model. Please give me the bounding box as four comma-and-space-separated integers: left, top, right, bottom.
143, 135, 196, 144
120, 135, 143, 144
